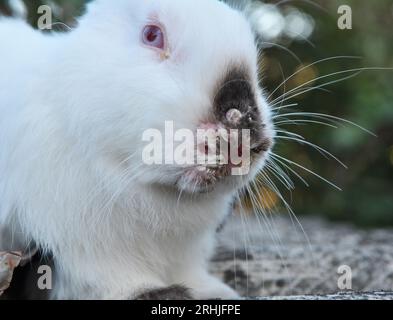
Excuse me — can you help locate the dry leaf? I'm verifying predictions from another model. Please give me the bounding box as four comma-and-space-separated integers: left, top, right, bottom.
0, 251, 22, 296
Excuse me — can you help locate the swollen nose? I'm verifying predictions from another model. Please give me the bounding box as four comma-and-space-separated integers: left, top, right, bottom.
213, 67, 262, 139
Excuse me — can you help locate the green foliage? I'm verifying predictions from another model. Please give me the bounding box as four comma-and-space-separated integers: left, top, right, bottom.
261, 0, 393, 227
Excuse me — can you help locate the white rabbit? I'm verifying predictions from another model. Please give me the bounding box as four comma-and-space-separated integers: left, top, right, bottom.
0, 0, 274, 299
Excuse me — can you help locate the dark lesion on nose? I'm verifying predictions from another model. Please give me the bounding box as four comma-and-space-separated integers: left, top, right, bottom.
213, 65, 270, 153
213, 65, 257, 123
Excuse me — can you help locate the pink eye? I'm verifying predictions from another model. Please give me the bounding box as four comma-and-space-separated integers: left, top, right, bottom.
142, 25, 165, 50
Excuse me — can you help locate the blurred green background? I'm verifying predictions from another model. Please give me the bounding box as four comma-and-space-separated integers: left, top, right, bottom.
1, 0, 392, 227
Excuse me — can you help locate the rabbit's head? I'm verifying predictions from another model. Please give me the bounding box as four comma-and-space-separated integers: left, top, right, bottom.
62, 0, 275, 194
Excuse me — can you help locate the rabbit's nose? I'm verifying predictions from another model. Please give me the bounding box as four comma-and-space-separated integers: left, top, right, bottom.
213, 66, 266, 147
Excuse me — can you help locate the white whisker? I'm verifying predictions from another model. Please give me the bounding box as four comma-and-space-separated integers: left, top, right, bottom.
273, 112, 376, 136
275, 135, 348, 168
267, 56, 362, 100
270, 153, 342, 191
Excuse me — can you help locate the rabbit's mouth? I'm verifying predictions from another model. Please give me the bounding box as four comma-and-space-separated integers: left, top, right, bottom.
174, 135, 273, 194
177, 166, 231, 194
175, 155, 271, 194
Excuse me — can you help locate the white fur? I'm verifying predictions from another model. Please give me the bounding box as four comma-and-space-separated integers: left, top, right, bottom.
0, 0, 273, 299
